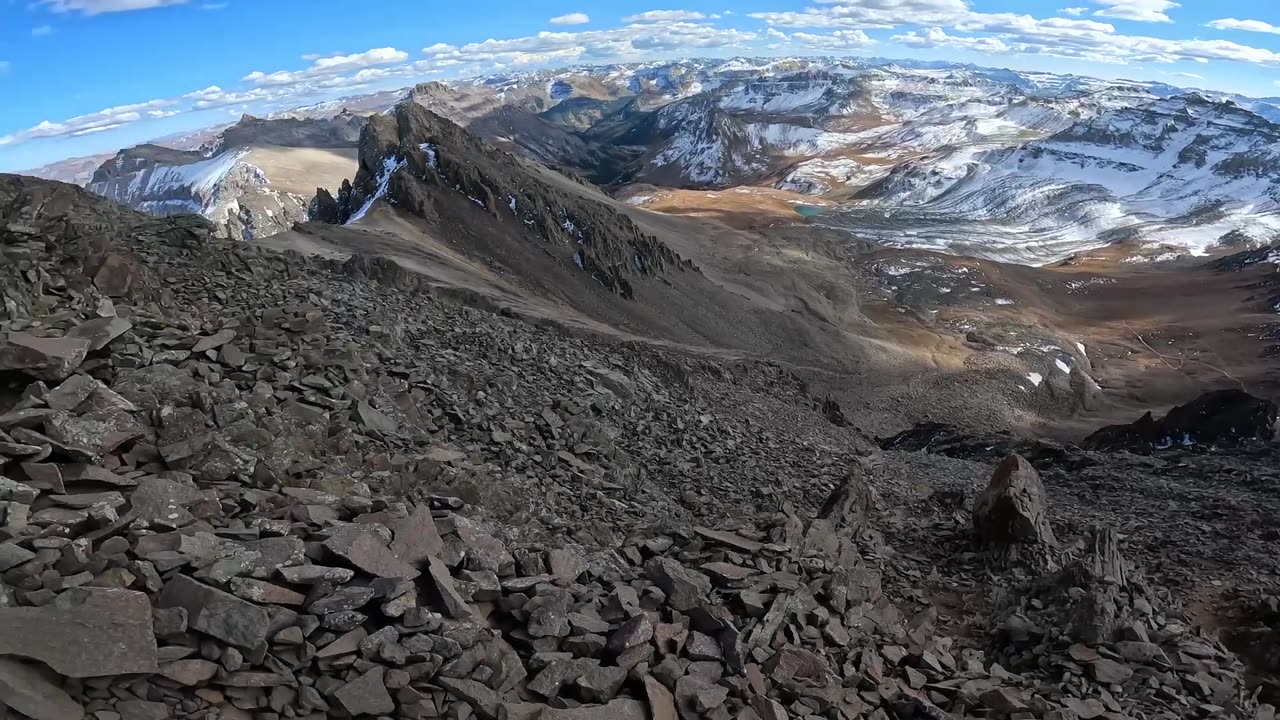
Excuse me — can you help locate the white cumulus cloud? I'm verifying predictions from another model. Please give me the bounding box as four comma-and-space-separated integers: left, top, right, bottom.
242, 48, 409, 87
0, 99, 177, 146
623, 10, 707, 23
1091, 0, 1178, 23
549, 13, 590, 26
1207, 18, 1280, 36
34, 0, 187, 14
750, 0, 971, 30
789, 30, 878, 50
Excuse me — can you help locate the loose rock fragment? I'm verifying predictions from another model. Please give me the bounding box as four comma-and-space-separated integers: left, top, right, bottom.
645, 556, 711, 611
0, 588, 158, 677
0, 657, 85, 720
973, 454, 1056, 546
0, 333, 91, 382
157, 574, 271, 649
335, 666, 395, 716
325, 526, 421, 579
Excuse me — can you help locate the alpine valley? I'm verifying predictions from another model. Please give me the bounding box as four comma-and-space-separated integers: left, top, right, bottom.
23, 57, 1280, 429
6, 54, 1280, 720
31, 57, 1280, 264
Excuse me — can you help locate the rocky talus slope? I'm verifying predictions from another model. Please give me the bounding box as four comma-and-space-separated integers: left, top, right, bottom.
0, 172, 1276, 720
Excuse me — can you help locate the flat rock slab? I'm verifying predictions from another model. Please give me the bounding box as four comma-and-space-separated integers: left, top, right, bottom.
44, 409, 145, 457
644, 675, 678, 720
0, 657, 85, 720
192, 329, 237, 354
427, 556, 474, 619
0, 334, 90, 382
335, 666, 394, 716
388, 506, 443, 565
61, 463, 137, 487
437, 677, 500, 720
228, 578, 306, 606
0, 587, 158, 677
357, 401, 398, 436
159, 659, 220, 686
326, 526, 420, 580
158, 574, 271, 650
542, 699, 648, 719
645, 556, 711, 612
695, 526, 764, 554
130, 475, 206, 528
45, 375, 101, 412
67, 317, 133, 352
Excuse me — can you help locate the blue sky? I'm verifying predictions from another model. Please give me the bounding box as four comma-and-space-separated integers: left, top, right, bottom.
4, 0, 1280, 170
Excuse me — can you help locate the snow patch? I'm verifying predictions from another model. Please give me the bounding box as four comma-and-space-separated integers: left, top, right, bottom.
1027, 372, 1043, 387
347, 155, 405, 224
419, 143, 438, 169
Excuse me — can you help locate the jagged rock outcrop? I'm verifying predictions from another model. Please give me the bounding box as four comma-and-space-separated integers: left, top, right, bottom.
973, 454, 1057, 548
203, 111, 366, 155
317, 102, 695, 300
1083, 389, 1278, 453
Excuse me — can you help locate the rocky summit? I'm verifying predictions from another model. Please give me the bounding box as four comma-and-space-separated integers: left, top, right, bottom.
1, 144, 1280, 720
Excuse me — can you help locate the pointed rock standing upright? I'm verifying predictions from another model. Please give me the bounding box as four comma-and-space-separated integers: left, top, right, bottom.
973, 454, 1056, 547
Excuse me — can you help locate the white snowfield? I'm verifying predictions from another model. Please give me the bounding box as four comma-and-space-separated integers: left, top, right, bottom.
852, 95, 1280, 264
99, 149, 254, 216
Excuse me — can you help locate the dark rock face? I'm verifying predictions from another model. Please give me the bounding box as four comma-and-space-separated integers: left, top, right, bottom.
212, 111, 367, 153
1084, 389, 1277, 453
308, 187, 342, 224
1160, 389, 1278, 448
973, 454, 1056, 547
878, 421, 1068, 464
820, 396, 848, 427
1207, 245, 1279, 272
315, 103, 695, 300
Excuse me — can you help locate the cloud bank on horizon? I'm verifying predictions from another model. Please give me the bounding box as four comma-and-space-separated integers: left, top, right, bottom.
4, 0, 1280, 168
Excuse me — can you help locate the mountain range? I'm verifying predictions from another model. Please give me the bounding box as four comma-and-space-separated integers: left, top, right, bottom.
26, 56, 1280, 265
4, 53, 1280, 720
13, 56, 1280, 426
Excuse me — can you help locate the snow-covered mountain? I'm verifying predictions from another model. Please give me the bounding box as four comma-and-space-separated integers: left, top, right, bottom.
87, 114, 365, 240
28, 56, 1280, 266
849, 94, 1280, 264
89, 145, 303, 241
408, 57, 1234, 193
418, 58, 1280, 264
